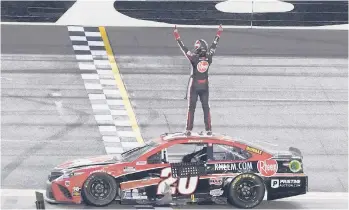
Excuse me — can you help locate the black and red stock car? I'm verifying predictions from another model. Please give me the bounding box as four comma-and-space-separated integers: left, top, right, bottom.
45, 132, 308, 208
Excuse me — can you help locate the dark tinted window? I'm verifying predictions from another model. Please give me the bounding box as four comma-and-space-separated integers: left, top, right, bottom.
212, 144, 251, 160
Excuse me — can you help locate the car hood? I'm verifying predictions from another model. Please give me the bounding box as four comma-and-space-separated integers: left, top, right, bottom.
56, 155, 121, 169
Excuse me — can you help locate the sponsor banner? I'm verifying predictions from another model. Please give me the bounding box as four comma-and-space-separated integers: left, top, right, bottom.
271, 179, 302, 188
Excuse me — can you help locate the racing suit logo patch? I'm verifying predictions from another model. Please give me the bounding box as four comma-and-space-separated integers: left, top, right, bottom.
197, 61, 209, 73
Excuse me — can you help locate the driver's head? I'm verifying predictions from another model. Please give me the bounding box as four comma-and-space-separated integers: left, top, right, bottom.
193, 39, 208, 57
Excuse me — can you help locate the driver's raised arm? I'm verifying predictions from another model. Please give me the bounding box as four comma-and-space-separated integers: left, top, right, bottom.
173, 25, 193, 62
207, 24, 223, 57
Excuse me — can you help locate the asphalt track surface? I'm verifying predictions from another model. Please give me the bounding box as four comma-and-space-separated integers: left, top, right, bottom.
1, 25, 348, 209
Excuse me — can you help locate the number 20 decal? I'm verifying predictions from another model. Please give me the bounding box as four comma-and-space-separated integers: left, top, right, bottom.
156, 167, 199, 195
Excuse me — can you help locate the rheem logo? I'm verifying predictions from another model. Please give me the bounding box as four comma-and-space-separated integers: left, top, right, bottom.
257, 159, 278, 177
197, 61, 209, 73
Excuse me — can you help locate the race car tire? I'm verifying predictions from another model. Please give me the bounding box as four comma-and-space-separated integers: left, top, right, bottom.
227, 173, 265, 209
82, 172, 118, 206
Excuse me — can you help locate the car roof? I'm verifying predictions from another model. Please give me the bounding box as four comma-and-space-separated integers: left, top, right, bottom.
155, 132, 277, 153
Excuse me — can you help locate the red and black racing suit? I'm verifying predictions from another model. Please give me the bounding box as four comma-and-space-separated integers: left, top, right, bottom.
175, 31, 221, 132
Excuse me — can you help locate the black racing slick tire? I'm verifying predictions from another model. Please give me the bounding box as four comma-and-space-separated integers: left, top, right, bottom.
227, 173, 265, 209
82, 173, 118, 207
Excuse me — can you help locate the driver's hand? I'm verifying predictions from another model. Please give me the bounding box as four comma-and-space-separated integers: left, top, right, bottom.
174, 25, 180, 40
217, 24, 223, 37
218, 24, 223, 31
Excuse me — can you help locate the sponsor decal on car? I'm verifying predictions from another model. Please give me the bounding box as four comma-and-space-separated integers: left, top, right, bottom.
136, 161, 147, 165
123, 190, 132, 199
132, 189, 148, 199
257, 159, 278, 177
209, 177, 223, 186
72, 187, 81, 196
65, 181, 70, 187
123, 166, 136, 173
289, 160, 302, 173
188, 139, 203, 143
90, 169, 108, 175
271, 179, 301, 188
123, 189, 147, 199
214, 162, 253, 171
209, 188, 224, 197
245, 146, 263, 155
232, 174, 257, 188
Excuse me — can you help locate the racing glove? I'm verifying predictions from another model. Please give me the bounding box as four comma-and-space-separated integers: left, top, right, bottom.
174, 25, 180, 40
216, 24, 223, 37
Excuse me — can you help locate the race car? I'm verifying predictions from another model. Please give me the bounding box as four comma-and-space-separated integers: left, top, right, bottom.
45, 132, 307, 209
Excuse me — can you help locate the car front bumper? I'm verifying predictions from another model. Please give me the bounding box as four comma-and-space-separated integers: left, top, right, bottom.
45, 180, 81, 204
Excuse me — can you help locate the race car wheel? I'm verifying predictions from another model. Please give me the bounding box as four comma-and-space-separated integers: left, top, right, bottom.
82, 173, 118, 206
227, 173, 265, 209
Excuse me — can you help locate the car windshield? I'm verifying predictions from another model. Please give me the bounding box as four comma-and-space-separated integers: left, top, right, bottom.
121, 141, 159, 162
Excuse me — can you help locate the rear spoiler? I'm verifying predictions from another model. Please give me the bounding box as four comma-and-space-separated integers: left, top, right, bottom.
289, 147, 303, 159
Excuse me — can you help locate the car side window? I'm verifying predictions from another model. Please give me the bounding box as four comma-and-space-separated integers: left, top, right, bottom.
147, 151, 162, 164
212, 144, 251, 161
167, 143, 207, 163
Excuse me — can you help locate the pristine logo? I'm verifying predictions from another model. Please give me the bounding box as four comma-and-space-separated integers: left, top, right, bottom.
271, 179, 279, 188
271, 179, 301, 188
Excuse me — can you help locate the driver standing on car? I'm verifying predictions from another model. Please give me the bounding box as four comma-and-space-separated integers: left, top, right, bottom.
173, 25, 223, 136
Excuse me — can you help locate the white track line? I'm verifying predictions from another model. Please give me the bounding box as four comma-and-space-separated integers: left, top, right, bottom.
102, 136, 121, 142
82, 74, 99, 80
73, 45, 90, 51
67, 26, 84, 31
88, 94, 106, 100
78, 62, 96, 70
85, 32, 102, 37
70, 36, 87, 41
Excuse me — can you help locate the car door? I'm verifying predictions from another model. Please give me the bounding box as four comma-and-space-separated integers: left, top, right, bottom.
206, 143, 254, 175
167, 142, 209, 196
146, 142, 209, 198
